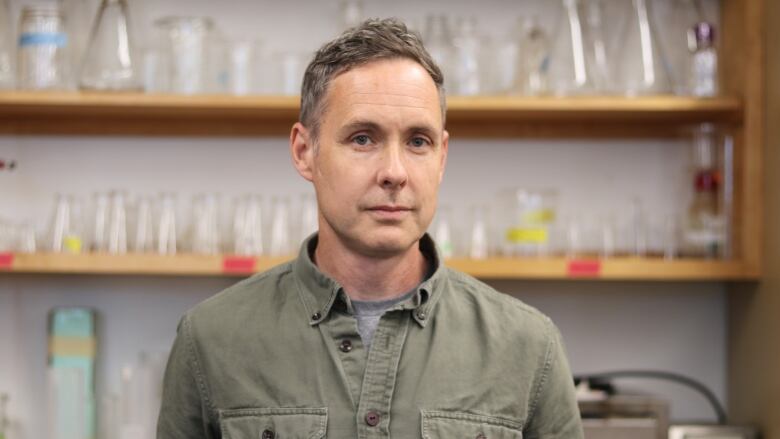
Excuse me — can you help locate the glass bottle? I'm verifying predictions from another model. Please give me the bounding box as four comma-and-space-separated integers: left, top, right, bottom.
79, 0, 141, 91
513, 16, 550, 96
682, 124, 725, 258
688, 22, 718, 97
0, 0, 14, 89
17, 4, 69, 90
548, 0, 595, 96
614, 0, 672, 96
269, 196, 291, 256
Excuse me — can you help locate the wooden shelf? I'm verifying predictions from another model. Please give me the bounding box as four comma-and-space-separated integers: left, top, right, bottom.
0, 252, 758, 281
0, 92, 743, 138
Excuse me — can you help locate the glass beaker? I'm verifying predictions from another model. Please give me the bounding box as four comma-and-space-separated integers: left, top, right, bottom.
131, 196, 154, 253
468, 205, 489, 260
0, 0, 14, 89
47, 194, 84, 253
107, 191, 127, 254
232, 195, 263, 256
17, 4, 69, 90
548, 0, 596, 96
79, 0, 141, 91
498, 188, 557, 257
154, 16, 213, 94
614, 0, 673, 96
432, 205, 455, 258
156, 193, 177, 255
269, 196, 291, 256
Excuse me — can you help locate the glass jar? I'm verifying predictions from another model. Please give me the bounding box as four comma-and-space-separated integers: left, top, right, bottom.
154, 16, 214, 94
17, 4, 68, 90
497, 188, 557, 257
0, 0, 14, 89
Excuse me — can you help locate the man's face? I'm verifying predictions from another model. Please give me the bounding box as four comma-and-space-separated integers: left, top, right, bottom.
294, 58, 449, 257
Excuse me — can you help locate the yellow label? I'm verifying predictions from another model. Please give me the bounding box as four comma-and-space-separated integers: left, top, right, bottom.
49, 336, 96, 357
521, 209, 555, 224
506, 227, 548, 243
63, 235, 82, 254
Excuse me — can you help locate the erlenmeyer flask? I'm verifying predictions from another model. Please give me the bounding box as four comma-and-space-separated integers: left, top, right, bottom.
79, 0, 141, 90
614, 0, 672, 96
0, 0, 13, 89
548, 0, 596, 96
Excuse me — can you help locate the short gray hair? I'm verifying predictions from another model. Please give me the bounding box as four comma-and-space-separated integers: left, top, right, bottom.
300, 18, 446, 143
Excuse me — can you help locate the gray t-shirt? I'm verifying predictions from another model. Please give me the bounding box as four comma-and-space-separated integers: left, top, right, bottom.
351, 290, 415, 351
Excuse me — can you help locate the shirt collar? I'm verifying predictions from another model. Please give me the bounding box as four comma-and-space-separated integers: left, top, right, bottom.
292, 233, 447, 328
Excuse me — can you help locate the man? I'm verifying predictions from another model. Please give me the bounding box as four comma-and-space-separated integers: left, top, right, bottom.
157, 18, 583, 439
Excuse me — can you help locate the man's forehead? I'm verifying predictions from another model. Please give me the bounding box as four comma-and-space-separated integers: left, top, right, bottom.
325, 59, 442, 122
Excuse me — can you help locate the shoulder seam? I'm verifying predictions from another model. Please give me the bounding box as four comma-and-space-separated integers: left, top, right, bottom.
525, 317, 555, 430
182, 313, 218, 424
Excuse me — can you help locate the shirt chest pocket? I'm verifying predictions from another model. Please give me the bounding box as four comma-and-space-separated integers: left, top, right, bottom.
219, 407, 327, 439
421, 410, 523, 439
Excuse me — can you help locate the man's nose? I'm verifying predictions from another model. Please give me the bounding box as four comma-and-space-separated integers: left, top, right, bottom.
376, 143, 408, 190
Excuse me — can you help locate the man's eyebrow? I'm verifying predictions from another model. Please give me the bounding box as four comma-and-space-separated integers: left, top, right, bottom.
405, 124, 438, 138
338, 119, 383, 134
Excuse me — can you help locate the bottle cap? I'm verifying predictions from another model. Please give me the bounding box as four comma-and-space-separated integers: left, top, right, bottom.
689, 22, 716, 51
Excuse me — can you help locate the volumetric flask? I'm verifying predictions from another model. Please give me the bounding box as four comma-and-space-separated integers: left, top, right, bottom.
80, 0, 141, 90
614, 0, 672, 96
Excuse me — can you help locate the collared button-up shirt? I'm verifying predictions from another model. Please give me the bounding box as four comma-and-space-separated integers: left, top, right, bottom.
157, 234, 584, 439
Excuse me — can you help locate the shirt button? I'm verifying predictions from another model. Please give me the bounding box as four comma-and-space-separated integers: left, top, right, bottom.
261, 429, 275, 439
339, 339, 353, 353
311, 311, 322, 321
416, 310, 427, 320
365, 410, 381, 426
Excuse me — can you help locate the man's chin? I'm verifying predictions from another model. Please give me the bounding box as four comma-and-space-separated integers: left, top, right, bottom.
353, 231, 420, 258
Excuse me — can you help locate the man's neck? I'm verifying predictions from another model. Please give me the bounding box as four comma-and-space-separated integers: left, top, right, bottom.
314, 231, 428, 302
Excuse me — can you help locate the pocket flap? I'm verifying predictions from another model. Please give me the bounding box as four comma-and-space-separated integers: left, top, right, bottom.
220, 407, 327, 439
422, 409, 523, 439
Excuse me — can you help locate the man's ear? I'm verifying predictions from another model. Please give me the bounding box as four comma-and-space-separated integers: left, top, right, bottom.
290, 122, 315, 182
438, 129, 449, 183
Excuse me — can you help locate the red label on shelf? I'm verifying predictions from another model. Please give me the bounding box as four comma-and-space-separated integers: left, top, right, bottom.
567, 260, 601, 278
0, 252, 13, 269
222, 256, 256, 274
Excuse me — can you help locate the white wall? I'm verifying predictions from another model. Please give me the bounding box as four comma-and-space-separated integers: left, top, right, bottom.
0, 0, 728, 438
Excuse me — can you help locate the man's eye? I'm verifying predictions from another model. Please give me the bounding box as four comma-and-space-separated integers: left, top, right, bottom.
409, 137, 430, 148
353, 135, 371, 146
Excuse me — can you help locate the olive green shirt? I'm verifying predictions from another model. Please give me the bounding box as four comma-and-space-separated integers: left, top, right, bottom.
157, 234, 583, 439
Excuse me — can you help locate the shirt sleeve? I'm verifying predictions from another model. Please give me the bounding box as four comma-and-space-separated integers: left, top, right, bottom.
157, 314, 216, 439
523, 323, 584, 439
